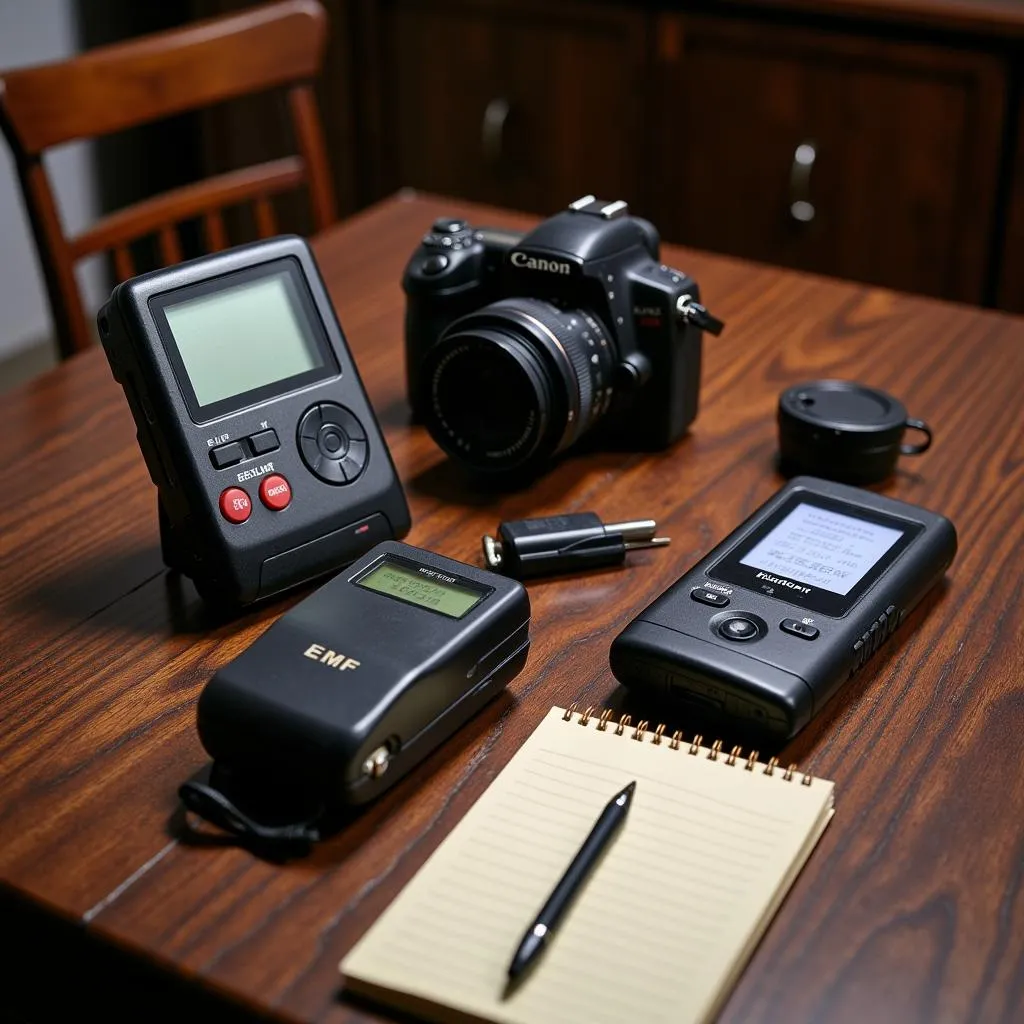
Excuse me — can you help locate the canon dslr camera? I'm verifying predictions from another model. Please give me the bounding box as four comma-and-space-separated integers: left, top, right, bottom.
403, 195, 723, 478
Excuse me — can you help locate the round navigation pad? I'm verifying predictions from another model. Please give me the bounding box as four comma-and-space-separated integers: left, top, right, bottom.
711, 612, 767, 643
721, 618, 759, 641
298, 402, 369, 485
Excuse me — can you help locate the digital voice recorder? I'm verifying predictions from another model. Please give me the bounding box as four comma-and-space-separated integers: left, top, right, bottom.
98, 236, 410, 606
611, 477, 956, 740
194, 541, 530, 811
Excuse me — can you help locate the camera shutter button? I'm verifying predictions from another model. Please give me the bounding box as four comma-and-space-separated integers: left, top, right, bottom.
422, 254, 449, 275
433, 218, 467, 233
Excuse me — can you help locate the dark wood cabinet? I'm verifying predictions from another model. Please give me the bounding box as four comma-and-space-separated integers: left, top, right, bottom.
999, 99, 1024, 313
354, 0, 647, 215
190, 0, 1024, 310
647, 15, 1006, 302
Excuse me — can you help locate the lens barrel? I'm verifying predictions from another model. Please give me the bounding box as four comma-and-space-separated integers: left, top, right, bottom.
419, 298, 616, 475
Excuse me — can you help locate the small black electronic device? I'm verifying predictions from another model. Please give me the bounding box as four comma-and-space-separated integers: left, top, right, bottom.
98, 236, 410, 606
403, 196, 723, 478
193, 540, 530, 822
778, 379, 933, 484
610, 477, 956, 740
482, 512, 669, 580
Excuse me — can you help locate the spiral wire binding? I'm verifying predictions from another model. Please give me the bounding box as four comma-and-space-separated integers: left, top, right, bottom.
561, 704, 813, 785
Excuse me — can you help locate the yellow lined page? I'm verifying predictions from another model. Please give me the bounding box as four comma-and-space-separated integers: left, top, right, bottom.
341, 707, 835, 1024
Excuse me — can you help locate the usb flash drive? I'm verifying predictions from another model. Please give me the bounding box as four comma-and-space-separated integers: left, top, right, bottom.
482, 513, 670, 580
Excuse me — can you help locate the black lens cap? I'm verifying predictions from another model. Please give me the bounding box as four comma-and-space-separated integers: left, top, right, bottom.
778, 379, 932, 484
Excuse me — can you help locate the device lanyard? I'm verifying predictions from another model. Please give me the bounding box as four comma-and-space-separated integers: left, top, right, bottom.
179, 780, 323, 856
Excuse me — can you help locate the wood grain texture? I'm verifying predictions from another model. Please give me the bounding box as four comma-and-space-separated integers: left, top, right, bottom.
739, 0, 1024, 37
354, 0, 648, 216
650, 13, 1006, 304
342, 0, 1023, 311
2, 194, 1024, 1023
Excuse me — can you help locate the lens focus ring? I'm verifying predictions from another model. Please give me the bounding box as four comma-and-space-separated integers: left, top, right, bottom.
419, 297, 616, 474
490, 299, 613, 449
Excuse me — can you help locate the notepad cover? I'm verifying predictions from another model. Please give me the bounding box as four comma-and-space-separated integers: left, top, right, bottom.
341, 707, 835, 1024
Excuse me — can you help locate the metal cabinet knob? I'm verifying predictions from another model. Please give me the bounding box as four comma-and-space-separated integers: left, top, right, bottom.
789, 141, 817, 223
481, 97, 511, 164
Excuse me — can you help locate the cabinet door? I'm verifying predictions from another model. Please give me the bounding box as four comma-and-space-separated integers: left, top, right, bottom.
998, 101, 1024, 312
357, 0, 646, 216
650, 15, 1006, 303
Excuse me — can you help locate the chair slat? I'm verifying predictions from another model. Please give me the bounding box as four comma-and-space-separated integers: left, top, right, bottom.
254, 196, 278, 238
0, 1, 327, 153
204, 210, 228, 252
68, 158, 304, 260
0, 0, 336, 359
113, 246, 136, 282
288, 84, 335, 230
158, 225, 183, 267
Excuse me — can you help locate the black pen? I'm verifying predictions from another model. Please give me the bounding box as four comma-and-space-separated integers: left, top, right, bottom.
506, 780, 636, 987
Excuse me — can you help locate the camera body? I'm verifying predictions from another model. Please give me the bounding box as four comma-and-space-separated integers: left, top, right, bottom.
403, 197, 722, 476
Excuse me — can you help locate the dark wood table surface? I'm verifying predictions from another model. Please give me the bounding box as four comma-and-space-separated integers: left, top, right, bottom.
2, 194, 1023, 1024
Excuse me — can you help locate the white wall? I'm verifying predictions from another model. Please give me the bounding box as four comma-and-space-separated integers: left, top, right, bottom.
0, 0, 107, 358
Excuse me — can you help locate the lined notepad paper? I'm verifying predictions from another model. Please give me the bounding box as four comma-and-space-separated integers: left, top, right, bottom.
341, 706, 835, 1024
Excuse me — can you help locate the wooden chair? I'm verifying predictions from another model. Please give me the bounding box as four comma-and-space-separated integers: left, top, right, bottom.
0, 0, 336, 360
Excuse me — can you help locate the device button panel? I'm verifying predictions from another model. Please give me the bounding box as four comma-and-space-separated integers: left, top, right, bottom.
691, 588, 729, 607
780, 618, 819, 641
851, 604, 903, 673
249, 429, 279, 455
299, 402, 368, 485
210, 429, 280, 470
210, 441, 245, 469
259, 474, 292, 511
219, 487, 252, 524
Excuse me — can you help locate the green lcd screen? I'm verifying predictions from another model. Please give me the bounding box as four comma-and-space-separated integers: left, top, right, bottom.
356, 561, 484, 618
163, 271, 323, 408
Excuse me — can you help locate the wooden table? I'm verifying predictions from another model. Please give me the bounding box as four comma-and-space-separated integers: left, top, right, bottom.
2, 194, 1023, 1023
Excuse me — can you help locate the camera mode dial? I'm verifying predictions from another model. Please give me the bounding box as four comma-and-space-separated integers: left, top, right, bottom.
422, 218, 477, 252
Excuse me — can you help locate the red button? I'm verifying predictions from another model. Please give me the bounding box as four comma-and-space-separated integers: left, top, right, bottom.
219, 487, 252, 524
259, 474, 292, 511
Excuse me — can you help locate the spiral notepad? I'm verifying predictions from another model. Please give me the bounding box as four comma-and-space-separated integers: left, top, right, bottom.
341, 705, 835, 1024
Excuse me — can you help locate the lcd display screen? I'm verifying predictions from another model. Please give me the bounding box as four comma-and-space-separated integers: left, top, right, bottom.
356, 561, 484, 618
163, 271, 322, 407
739, 502, 904, 596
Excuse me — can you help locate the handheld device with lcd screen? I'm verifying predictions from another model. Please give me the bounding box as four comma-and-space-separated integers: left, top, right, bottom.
98, 236, 410, 606
610, 477, 956, 740
187, 541, 530, 834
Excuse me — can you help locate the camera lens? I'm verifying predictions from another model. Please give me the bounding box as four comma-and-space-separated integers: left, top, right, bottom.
419, 298, 617, 475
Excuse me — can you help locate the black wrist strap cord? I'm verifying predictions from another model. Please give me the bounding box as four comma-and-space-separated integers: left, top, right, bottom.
179, 780, 322, 854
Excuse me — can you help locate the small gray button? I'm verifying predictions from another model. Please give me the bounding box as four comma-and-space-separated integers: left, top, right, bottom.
720, 617, 759, 642
780, 618, 819, 641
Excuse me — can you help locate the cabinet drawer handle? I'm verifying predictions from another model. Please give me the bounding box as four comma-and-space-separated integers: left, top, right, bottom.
482, 97, 510, 164
789, 141, 817, 223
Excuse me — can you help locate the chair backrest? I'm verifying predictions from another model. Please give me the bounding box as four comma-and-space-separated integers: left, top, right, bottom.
0, 0, 336, 359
